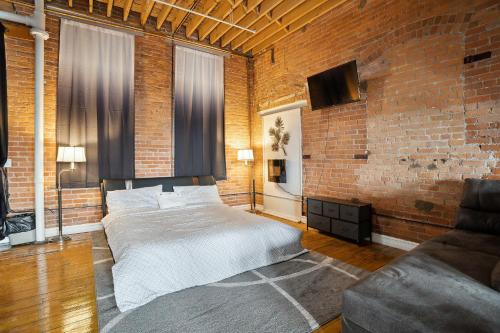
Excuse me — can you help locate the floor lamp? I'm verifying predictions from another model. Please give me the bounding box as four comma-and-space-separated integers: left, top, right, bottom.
49, 146, 86, 243
238, 149, 256, 213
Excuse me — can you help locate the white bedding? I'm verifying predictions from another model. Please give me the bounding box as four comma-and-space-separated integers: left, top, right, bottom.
102, 204, 307, 312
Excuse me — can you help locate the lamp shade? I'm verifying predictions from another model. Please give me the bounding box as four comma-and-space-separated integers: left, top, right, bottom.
237, 149, 254, 161
57, 146, 86, 163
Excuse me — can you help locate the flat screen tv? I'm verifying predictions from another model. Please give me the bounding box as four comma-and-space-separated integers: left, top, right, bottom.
307, 60, 360, 110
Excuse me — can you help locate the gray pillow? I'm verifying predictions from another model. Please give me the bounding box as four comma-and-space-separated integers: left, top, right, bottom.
492, 262, 500, 292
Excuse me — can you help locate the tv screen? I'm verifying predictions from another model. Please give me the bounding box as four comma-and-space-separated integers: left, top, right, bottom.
307, 60, 360, 110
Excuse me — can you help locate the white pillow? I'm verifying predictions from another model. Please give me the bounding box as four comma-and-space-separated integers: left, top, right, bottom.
173, 185, 223, 205
158, 192, 187, 210
106, 185, 162, 214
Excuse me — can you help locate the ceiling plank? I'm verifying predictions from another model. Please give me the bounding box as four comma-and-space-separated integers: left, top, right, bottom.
171, 0, 198, 32
106, 0, 113, 17
68, 0, 73, 7
89, 0, 93, 13
242, 0, 327, 53
140, 0, 156, 26
220, 0, 283, 48
197, 0, 244, 41
231, 0, 304, 50
123, 0, 134, 21
156, 0, 178, 30
252, 0, 348, 54
209, 0, 263, 44
186, 0, 221, 37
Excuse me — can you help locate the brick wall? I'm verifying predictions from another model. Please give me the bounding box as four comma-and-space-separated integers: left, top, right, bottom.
5, 10, 251, 228
252, 0, 500, 243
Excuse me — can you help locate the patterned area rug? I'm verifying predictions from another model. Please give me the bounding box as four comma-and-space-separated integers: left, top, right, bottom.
92, 231, 368, 333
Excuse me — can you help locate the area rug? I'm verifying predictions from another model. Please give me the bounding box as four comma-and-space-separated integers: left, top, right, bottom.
91, 230, 368, 333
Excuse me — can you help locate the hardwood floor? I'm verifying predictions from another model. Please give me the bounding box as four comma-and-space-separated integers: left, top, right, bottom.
0, 216, 404, 333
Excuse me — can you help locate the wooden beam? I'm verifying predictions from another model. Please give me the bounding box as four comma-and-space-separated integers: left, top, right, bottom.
123, 0, 134, 21
186, 0, 221, 37
141, 0, 156, 26
171, 0, 197, 33
252, 0, 348, 54
231, 0, 304, 50
89, 0, 93, 13
209, 0, 263, 44
242, 0, 326, 53
197, 0, 244, 41
220, 0, 284, 47
68, 0, 73, 7
106, 0, 113, 17
156, 0, 178, 30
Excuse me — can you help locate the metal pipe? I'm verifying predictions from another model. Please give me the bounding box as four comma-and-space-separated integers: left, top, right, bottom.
154, 0, 256, 34
0, 11, 33, 25
32, 0, 49, 242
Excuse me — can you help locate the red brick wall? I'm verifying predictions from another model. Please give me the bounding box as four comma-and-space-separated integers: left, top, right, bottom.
252, 0, 500, 243
5, 11, 251, 228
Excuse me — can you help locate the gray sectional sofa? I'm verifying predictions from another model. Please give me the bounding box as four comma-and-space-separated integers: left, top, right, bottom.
342, 179, 500, 333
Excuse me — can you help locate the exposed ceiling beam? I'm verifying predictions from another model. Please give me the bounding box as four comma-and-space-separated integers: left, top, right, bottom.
242, 0, 326, 53
209, 0, 263, 44
252, 0, 348, 54
156, 0, 178, 30
171, 0, 197, 32
231, 0, 304, 50
220, 0, 283, 48
185, 0, 220, 37
89, 0, 93, 13
68, 0, 73, 7
123, 0, 134, 21
197, 0, 244, 41
106, 0, 113, 17
140, 0, 156, 26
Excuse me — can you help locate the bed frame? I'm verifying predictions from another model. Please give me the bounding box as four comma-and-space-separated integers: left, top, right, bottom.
100, 175, 217, 217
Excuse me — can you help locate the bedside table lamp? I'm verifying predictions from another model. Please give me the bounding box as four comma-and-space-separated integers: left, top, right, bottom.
237, 149, 256, 212
50, 146, 86, 243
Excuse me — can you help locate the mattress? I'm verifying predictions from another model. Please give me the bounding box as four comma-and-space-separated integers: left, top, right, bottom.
102, 204, 307, 312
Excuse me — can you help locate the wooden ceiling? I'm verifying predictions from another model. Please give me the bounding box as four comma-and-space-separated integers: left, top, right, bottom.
62, 0, 348, 55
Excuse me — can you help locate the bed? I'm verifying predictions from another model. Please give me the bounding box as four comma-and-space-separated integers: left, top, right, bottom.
100, 176, 307, 312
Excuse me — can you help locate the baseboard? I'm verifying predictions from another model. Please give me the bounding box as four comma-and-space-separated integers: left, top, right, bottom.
291, 215, 417, 251
371, 233, 418, 251
45, 222, 103, 237
260, 208, 301, 223
233, 204, 251, 210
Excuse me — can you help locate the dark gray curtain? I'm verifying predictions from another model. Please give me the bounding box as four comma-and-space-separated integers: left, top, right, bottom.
0, 23, 8, 238
57, 19, 135, 187
174, 46, 226, 180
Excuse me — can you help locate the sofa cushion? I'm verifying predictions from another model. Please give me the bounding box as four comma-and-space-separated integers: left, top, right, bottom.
455, 179, 500, 235
455, 207, 500, 235
460, 178, 500, 212
429, 229, 500, 258
342, 252, 500, 333
416, 238, 499, 286
493, 262, 500, 292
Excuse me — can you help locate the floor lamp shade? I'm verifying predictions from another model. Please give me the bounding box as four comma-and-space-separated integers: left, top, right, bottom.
237, 149, 254, 162
57, 146, 86, 163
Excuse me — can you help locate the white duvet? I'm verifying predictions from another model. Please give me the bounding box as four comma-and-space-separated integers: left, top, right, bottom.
102, 204, 307, 312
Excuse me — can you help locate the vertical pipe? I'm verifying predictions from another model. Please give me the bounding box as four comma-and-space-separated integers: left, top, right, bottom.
31, 0, 49, 242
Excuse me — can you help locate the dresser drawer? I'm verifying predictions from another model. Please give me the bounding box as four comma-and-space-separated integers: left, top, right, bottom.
340, 205, 360, 223
331, 219, 358, 240
308, 199, 322, 215
308, 213, 330, 232
323, 202, 339, 218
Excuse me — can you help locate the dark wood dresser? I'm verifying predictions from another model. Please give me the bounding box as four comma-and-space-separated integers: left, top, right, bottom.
307, 196, 372, 244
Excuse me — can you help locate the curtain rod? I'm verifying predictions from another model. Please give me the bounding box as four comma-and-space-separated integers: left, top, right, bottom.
5, 0, 250, 57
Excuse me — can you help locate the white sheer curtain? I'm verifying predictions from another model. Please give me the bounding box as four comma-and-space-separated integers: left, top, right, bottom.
57, 19, 135, 187
174, 46, 226, 180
